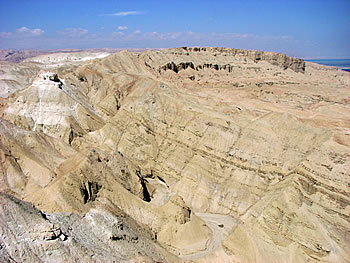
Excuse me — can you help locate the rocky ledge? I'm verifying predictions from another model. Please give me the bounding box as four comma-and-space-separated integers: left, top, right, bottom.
165, 47, 305, 73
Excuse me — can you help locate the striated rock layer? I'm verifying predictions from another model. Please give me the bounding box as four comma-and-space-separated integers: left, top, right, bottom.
0, 47, 349, 262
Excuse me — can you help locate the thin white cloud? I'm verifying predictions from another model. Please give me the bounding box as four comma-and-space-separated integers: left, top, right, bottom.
102, 10, 141, 16
58, 28, 89, 37
118, 26, 128, 31
16, 27, 44, 36
112, 31, 125, 38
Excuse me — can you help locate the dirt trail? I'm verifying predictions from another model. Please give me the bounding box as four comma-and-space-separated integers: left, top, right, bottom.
180, 213, 239, 260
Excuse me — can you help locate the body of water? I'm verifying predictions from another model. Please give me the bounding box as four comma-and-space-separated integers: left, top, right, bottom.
306, 59, 350, 72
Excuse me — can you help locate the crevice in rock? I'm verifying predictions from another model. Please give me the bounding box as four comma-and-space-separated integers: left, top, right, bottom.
115, 95, 121, 110
157, 176, 166, 184
49, 73, 63, 89
81, 186, 89, 204
68, 130, 74, 145
78, 75, 87, 82
140, 178, 151, 202
136, 170, 152, 202
40, 211, 48, 220
49, 74, 60, 83
80, 181, 102, 204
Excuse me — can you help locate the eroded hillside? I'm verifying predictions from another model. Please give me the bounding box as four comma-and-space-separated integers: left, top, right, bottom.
0, 47, 349, 263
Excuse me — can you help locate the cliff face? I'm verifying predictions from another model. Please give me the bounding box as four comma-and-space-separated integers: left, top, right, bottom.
0, 47, 349, 263
164, 47, 305, 73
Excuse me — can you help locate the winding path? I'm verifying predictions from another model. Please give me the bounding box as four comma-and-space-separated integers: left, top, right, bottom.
180, 212, 239, 260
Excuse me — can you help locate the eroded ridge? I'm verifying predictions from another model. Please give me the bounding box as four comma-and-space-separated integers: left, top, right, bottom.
0, 47, 349, 263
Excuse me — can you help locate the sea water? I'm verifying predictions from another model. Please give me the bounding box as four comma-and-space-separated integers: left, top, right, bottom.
306, 59, 350, 72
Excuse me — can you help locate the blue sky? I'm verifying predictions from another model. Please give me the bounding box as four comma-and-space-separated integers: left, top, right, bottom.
0, 0, 349, 58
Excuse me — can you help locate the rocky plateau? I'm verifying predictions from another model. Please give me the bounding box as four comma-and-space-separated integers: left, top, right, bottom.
0, 47, 349, 263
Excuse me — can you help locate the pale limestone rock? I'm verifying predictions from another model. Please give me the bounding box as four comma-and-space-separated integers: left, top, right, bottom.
0, 47, 349, 262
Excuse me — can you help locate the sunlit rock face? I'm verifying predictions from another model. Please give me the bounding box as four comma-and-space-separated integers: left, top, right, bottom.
1, 47, 349, 263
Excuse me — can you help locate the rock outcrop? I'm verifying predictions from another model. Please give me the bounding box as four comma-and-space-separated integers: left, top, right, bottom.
0, 192, 177, 262
155, 47, 305, 73
0, 47, 349, 262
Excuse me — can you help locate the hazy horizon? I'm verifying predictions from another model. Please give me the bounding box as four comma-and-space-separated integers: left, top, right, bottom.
1, 0, 349, 59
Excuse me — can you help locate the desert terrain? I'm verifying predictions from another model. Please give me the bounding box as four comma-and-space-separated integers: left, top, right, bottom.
0, 47, 349, 263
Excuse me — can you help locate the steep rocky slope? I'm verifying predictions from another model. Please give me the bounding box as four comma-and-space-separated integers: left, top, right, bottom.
0, 47, 349, 262
0, 192, 177, 263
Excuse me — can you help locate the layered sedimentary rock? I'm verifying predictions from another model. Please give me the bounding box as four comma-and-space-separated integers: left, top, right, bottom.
157, 47, 305, 73
0, 47, 349, 262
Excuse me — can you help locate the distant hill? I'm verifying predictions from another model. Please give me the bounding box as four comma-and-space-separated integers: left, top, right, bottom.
0, 48, 163, 63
